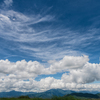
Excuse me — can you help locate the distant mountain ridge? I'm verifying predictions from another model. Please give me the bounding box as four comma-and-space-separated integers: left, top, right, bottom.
0, 90, 35, 98
28, 89, 75, 98
0, 89, 100, 98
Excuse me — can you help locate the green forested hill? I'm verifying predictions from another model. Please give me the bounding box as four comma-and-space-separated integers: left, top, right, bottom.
65, 93, 100, 99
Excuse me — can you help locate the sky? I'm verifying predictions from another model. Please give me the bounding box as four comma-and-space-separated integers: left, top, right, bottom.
0, 0, 100, 92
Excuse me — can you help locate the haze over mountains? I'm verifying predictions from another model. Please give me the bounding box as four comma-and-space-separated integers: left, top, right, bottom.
0, 89, 100, 98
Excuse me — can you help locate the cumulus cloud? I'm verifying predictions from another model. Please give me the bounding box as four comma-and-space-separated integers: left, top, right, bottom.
47, 55, 89, 74
0, 76, 100, 92
0, 55, 89, 80
61, 62, 100, 84
38, 77, 100, 92
0, 55, 99, 92
0, 59, 45, 79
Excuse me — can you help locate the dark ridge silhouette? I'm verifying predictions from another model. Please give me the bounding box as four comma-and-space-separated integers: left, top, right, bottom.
18, 95, 30, 99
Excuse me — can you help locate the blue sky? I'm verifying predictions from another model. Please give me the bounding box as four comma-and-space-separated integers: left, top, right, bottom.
0, 0, 100, 92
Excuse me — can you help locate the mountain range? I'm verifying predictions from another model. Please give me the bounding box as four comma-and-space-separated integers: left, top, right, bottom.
28, 89, 75, 98
0, 90, 34, 98
0, 89, 100, 98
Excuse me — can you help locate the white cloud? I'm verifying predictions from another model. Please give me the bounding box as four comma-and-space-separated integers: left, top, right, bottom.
0, 1, 91, 61
0, 0, 97, 61
0, 59, 45, 79
61, 62, 100, 84
0, 76, 100, 92
0, 55, 99, 92
0, 10, 55, 43
0, 55, 88, 79
4, 0, 13, 7
37, 77, 100, 92
47, 55, 89, 74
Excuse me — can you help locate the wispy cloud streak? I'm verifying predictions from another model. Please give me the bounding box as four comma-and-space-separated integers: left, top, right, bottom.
0, 0, 100, 61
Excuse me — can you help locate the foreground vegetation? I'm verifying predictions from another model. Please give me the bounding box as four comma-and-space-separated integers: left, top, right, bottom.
0, 95, 100, 100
